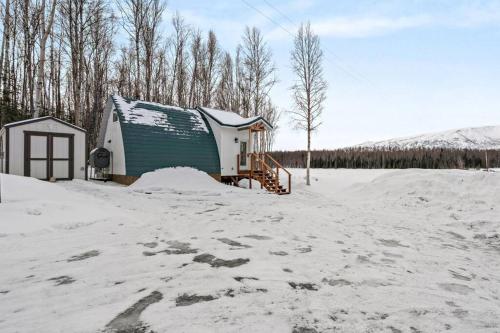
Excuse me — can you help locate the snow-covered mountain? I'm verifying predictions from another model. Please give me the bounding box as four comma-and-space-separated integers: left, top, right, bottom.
356, 125, 500, 150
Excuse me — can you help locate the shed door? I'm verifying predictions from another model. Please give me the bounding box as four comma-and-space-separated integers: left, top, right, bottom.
24, 132, 74, 180
25, 134, 49, 180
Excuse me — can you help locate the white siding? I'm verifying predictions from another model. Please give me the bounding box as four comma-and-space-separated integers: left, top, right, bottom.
6, 118, 86, 179
205, 117, 254, 176
103, 107, 126, 175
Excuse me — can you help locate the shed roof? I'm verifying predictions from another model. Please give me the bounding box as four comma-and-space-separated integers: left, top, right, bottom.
197, 107, 273, 129
3, 116, 86, 132
111, 95, 220, 177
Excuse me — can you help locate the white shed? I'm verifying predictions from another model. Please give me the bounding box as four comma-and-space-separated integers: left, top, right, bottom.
0, 116, 87, 180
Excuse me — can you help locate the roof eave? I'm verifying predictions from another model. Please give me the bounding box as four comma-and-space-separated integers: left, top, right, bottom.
197, 107, 273, 130
3, 116, 86, 132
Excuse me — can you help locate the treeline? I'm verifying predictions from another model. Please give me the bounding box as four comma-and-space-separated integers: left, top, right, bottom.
0, 0, 279, 147
271, 148, 500, 169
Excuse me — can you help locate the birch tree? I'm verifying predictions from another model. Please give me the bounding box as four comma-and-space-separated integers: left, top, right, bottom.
34, 0, 57, 118
142, 0, 166, 101
240, 26, 276, 118
289, 22, 327, 186
117, 0, 148, 99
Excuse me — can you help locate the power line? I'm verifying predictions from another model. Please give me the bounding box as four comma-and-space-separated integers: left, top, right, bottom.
262, 0, 374, 86
262, 0, 296, 26
240, 0, 295, 37
243, 0, 375, 87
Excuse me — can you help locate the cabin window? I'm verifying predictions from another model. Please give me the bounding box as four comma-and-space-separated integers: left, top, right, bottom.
240, 141, 247, 166
113, 111, 118, 122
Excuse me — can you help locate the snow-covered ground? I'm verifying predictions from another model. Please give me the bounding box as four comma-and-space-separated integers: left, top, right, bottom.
0, 168, 499, 333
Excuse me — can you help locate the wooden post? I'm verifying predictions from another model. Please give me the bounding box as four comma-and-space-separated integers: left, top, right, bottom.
249, 128, 252, 189
288, 173, 291, 194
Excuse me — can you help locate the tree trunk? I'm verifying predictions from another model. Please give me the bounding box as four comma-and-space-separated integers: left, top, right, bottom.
306, 127, 311, 186
34, 0, 57, 118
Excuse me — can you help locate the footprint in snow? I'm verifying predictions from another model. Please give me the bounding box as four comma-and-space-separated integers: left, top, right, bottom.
296, 246, 312, 253
438, 283, 474, 295
175, 293, 216, 307
288, 282, 319, 291
293, 327, 317, 333
378, 239, 409, 248
193, 253, 249, 268
322, 278, 352, 287
449, 270, 474, 281
104, 291, 163, 332
143, 241, 198, 256
269, 251, 288, 256
243, 234, 272, 240
217, 238, 252, 248
67, 250, 100, 262
26, 208, 41, 216
138, 242, 158, 248
48, 276, 75, 286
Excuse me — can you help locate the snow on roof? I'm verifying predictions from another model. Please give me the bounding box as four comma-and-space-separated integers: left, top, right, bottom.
198, 107, 272, 128
112, 95, 208, 133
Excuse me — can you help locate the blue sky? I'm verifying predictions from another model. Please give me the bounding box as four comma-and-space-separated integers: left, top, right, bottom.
166, 0, 500, 150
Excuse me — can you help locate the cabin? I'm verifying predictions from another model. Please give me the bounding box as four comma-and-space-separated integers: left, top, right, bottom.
0, 116, 87, 180
97, 95, 290, 194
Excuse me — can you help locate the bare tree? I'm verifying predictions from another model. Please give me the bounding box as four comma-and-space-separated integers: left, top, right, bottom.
214, 51, 234, 111
0, 0, 11, 126
188, 29, 202, 107
34, 0, 57, 118
289, 22, 327, 185
240, 26, 276, 117
201, 30, 219, 106
117, 0, 148, 99
142, 0, 166, 101
170, 13, 190, 106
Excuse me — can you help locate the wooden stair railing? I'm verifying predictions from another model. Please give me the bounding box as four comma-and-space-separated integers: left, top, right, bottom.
248, 152, 291, 195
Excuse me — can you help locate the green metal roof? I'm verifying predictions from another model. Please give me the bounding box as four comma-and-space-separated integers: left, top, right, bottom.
112, 96, 220, 177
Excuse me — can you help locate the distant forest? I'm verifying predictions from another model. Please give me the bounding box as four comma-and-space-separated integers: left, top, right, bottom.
271, 148, 500, 169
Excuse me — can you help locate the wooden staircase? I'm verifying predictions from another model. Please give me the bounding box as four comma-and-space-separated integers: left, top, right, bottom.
238, 153, 291, 195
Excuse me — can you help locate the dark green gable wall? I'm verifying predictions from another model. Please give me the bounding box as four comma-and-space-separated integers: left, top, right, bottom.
114, 99, 220, 177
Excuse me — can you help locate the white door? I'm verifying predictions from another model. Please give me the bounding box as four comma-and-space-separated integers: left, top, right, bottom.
52, 136, 70, 179
27, 134, 49, 180
25, 132, 73, 180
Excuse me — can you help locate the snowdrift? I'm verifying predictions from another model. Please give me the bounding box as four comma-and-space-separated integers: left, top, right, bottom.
129, 167, 229, 193
0, 174, 123, 234
347, 169, 500, 204
0, 173, 70, 203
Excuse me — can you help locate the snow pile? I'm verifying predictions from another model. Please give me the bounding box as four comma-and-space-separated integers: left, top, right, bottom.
129, 167, 227, 193
348, 169, 500, 202
356, 125, 500, 150
0, 174, 124, 234
0, 173, 69, 203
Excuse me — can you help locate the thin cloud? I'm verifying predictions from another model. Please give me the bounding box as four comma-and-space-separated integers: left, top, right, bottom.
266, 2, 500, 40
311, 15, 431, 38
